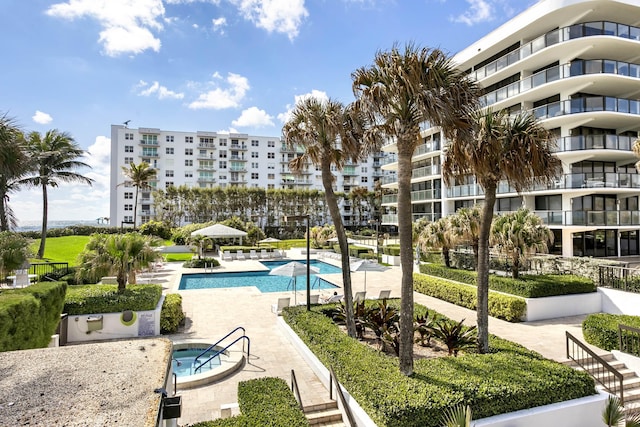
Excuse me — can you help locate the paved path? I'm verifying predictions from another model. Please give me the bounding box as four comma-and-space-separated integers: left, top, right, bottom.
155, 253, 606, 425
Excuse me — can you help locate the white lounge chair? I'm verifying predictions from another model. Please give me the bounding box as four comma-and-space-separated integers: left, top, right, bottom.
249, 250, 259, 260
222, 251, 233, 261
322, 293, 343, 303
272, 249, 283, 259
271, 297, 290, 315
236, 250, 246, 260
297, 294, 320, 305
377, 290, 391, 300
354, 291, 366, 302
260, 249, 270, 259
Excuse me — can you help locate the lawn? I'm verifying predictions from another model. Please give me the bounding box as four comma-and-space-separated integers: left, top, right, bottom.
30, 236, 91, 266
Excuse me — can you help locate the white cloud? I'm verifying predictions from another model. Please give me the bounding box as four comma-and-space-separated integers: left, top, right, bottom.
212, 16, 227, 34
32, 110, 53, 124
136, 80, 185, 99
229, 0, 308, 40
82, 136, 111, 191
217, 127, 239, 134
451, 0, 493, 25
188, 72, 250, 110
232, 106, 275, 127
46, 0, 165, 56
277, 89, 328, 123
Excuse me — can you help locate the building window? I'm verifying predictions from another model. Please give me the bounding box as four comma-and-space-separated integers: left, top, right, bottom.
166, 170, 174, 177
267, 184, 275, 189
165, 181, 174, 189
361, 166, 368, 173
361, 176, 368, 183
268, 173, 275, 179
219, 175, 227, 180
125, 133, 134, 140
267, 152, 275, 159
268, 140, 275, 147
124, 145, 133, 153
166, 147, 174, 155
124, 204, 133, 211
185, 159, 193, 167
268, 163, 275, 169
124, 192, 133, 199
124, 157, 133, 164
252, 140, 259, 147
219, 150, 227, 158
219, 138, 227, 146
251, 173, 259, 179
219, 161, 227, 169
185, 171, 193, 178
166, 135, 174, 142
124, 215, 133, 222
185, 148, 193, 155
251, 151, 259, 158
251, 162, 259, 169
185, 136, 193, 143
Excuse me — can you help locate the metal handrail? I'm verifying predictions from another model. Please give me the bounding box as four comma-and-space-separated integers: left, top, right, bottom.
329, 366, 357, 427
194, 326, 246, 364
619, 324, 640, 357
193, 335, 250, 373
599, 265, 640, 294
290, 369, 303, 409
566, 331, 624, 404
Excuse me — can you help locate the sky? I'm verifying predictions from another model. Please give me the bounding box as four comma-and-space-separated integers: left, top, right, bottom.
2, 0, 535, 224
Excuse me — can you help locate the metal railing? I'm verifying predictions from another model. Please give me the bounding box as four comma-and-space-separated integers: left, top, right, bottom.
619, 324, 640, 357
599, 266, 640, 294
193, 335, 250, 374
329, 366, 356, 427
29, 262, 69, 281
290, 369, 303, 409
193, 326, 249, 373
566, 331, 624, 404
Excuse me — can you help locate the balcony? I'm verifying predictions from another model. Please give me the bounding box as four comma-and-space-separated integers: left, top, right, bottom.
139, 139, 159, 146
381, 213, 441, 225
412, 164, 441, 179
382, 175, 397, 185
140, 150, 159, 158
533, 96, 640, 121
229, 167, 247, 173
555, 135, 635, 153
197, 177, 216, 183
532, 210, 640, 227
197, 165, 216, 171
198, 142, 216, 149
230, 144, 247, 150
230, 155, 247, 161
381, 189, 441, 204
414, 141, 442, 157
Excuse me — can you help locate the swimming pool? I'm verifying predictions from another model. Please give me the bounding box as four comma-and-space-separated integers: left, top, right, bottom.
179, 260, 341, 292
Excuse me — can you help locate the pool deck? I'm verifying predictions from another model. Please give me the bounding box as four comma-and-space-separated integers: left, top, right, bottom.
155, 249, 603, 425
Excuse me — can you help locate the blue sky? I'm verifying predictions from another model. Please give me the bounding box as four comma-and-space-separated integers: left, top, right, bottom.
3, 0, 534, 223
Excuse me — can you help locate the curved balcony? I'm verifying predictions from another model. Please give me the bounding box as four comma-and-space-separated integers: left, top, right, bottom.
533, 96, 640, 121
554, 135, 635, 153
472, 21, 640, 81
381, 188, 441, 205
533, 210, 640, 227
381, 213, 441, 225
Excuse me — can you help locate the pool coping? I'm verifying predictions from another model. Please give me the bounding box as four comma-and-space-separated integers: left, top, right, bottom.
172, 339, 245, 389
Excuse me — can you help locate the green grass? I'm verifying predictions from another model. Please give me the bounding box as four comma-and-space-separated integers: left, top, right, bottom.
30, 236, 91, 266
164, 253, 194, 262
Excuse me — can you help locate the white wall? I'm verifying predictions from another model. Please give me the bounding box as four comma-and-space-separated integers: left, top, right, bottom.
599, 287, 640, 315
524, 292, 602, 321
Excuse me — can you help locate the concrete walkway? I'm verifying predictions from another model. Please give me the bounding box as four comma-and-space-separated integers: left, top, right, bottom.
155, 253, 606, 425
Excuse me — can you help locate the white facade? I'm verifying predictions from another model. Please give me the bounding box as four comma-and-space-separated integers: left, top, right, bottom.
382, 0, 640, 258
110, 125, 388, 227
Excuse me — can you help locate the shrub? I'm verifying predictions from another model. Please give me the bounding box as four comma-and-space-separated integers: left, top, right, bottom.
582, 313, 640, 351
139, 220, 173, 240
383, 245, 401, 256
183, 257, 220, 268
63, 284, 162, 315
161, 294, 185, 334
0, 282, 67, 351
348, 245, 372, 258
413, 273, 526, 322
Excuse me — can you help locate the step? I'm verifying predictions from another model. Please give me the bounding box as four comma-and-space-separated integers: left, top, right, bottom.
304, 401, 338, 413
305, 408, 343, 425
563, 352, 616, 365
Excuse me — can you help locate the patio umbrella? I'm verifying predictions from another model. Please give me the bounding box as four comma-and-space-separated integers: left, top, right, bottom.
269, 261, 320, 305
349, 260, 388, 292
258, 237, 282, 246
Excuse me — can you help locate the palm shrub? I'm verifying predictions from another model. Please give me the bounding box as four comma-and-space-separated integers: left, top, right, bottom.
602, 395, 640, 427
414, 313, 436, 347
433, 319, 477, 356
441, 404, 473, 427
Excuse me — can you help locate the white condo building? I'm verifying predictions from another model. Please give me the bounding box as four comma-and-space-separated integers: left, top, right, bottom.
109, 125, 389, 227
381, 0, 640, 258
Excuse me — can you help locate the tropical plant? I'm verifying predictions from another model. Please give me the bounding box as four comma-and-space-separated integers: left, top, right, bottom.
353, 43, 479, 375
381, 321, 401, 356
418, 216, 457, 268
450, 205, 482, 269
364, 299, 399, 343
121, 162, 157, 228
414, 312, 435, 347
0, 113, 29, 231
283, 96, 380, 338
0, 231, 33, 277
433, 318, 477, 357
441, 404, 473, 427
22, 130, 94, 258
602, 395, 640, 427
443, 108, 560, 353
76, 232, 162, 292
491, 208, 553, 279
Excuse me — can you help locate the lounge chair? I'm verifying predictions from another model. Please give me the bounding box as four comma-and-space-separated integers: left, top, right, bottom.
222, 251, 233, 261
249, 250, 259, 260
272, 249, 283, 259
236, 250, 246, 261
377, 290, 391, 300
354, 291, 366, 302
321, 293, 343, 304
260, 249, 270, 259
271, 297, 290, 315
298, 294, 320, 305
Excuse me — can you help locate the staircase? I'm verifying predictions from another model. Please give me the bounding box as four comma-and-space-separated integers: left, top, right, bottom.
303, 401, 345, 426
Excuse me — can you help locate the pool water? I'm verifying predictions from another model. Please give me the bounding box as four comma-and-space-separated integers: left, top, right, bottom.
179, 260, 341, 292
172, 348, 221, 377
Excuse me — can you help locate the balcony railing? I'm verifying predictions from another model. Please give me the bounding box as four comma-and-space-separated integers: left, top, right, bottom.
381, 213, 441, 224
555, 134, 635, 153
412, 164, 441, 179
381, 189, 441, 205
533, 96, 640, 121
498, 210, 640, 227
139, 139, 159, 146
198, 142, 216, 149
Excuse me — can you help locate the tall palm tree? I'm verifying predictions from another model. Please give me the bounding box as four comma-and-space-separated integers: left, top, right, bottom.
282, 96, 380, 338
443, 109, 560, 353
0, 113, 29, 231
491, 208, 553, 279
352, 43, 479, 375
121, 162, 157, 228
450, 205, 482, 269
23, 130, 94, 258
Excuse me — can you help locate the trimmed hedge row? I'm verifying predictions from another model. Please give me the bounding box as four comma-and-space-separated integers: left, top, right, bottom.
419, 264, 595, 298
283, 304, 595, 427
63, 284, 162, 315
0, 281, 67, 351
582, 313, 640, 351
160, 293, 185, 334
183, 257, 220, 268
413, 273, 526, 322
190, 377, 309, 427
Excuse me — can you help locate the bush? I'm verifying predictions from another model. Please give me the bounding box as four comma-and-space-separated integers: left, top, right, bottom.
582, 313, 640, 351
63, 284, 162, 315
139, 220, 173, 240
183, 258, 220, 268
383, 245, 401, 256
161, 294, 185, 334
0, 282, 67, 351
413, 273, 526, 322
283, 305, 595, 427
349, 245, 372, 258
419, 264, 595, 298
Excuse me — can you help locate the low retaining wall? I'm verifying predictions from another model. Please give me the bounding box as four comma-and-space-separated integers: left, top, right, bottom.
599, 287, 640, 315
524, 292, 602, 321
66, 295, 164, 343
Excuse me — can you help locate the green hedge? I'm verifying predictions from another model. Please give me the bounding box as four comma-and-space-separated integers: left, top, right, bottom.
349, 245, 372, 258
382, 245, 400, 256
183, 257, 220, 268
582, 313, 640, 351
189, 377, 309, 427
161, 294, 185, 334
419, 264, 595, 298
63, 284, 162, 315
283, 305, 595, 427
0, 282, 67, 351
413, 273, 526, 322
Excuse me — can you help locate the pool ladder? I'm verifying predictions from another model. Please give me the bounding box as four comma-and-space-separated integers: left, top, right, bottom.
193, 326, 250, 374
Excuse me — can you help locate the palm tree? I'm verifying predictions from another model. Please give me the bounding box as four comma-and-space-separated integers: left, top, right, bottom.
0, 231, 33, 278
633, 137, 640, 173
450, 205, 482, 269
0, 113, 29, 231
491, 208, 553, 279
23, 130, 94, 258
121, 162, 157, 228
352, 43, 479, 375
282, 96, 380, 338
418, 216, 457, 268
443, 109, 560, 353
602, 395, 640, 427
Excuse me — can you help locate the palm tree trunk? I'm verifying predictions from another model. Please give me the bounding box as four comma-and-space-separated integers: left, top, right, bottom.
397, 141, 415, 376
133, 185, 139, 228
477, 184, 496, 354
512, 250, 520, 280
37, 183, 48, 258
443, 247, 451, 268
0, 193, 9, 232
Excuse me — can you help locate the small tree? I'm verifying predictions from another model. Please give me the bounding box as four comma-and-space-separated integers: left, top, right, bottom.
450, 205, 482, 269
418, 217, 457, 268
0, 231, 33, 278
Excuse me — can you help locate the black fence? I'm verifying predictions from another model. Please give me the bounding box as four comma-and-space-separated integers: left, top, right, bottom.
29, 262, 69, 281
599, 265, 640, 293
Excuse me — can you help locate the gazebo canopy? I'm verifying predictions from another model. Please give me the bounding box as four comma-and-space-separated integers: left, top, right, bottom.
190, 224, 248, 242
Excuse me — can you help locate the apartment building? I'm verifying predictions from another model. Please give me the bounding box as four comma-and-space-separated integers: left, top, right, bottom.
381, 0, 640, 257
109, 125, 388, 227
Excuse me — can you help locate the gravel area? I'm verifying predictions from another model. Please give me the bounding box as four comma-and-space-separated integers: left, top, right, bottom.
0, 338, 172, 426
